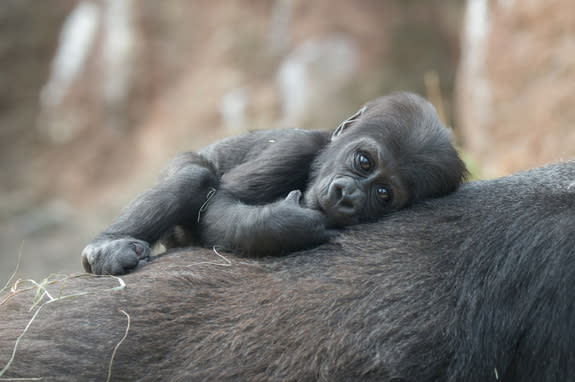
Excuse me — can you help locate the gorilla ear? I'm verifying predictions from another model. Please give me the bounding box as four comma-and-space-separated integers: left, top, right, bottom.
332, 105, 368, 140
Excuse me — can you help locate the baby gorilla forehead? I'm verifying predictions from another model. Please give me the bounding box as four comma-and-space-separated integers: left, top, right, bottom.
364, 92, 438, 125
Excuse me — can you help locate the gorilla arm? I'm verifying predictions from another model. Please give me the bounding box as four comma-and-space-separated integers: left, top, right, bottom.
198, 189, 332, 257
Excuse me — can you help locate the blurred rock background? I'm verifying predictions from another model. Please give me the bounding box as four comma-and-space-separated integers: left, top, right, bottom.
1, 0, 573, 281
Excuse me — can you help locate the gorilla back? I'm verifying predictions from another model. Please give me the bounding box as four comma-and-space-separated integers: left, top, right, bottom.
1, 161, 574, 381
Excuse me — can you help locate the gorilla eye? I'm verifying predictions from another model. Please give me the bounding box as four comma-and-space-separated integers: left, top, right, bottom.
356, 152, 372, 172
376, 185, 393, 203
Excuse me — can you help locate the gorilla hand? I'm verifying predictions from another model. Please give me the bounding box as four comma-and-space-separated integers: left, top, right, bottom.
81, 238, 151, 275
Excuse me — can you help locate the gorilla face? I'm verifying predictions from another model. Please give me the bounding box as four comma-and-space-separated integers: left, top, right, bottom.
305, 92, 465, 227
306, 136, 408, 226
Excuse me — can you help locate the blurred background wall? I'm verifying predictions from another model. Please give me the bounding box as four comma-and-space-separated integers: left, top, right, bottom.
1, 0, 573, 281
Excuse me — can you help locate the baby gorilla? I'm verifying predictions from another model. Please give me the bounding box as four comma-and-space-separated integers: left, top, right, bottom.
82, 92, 467, 275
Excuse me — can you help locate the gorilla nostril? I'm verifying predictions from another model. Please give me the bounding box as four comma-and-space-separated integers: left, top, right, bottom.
334, 184, 343, 200
340, 198, 355, 211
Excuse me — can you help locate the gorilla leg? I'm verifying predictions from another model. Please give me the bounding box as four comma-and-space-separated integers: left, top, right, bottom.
82, 152, 218, 275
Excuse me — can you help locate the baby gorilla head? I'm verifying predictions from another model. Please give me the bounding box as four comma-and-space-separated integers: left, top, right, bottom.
305, 92, 468, 226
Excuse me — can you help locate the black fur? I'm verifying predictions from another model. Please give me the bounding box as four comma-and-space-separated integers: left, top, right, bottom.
82, 92, 467, 275
1, 161, 573, 381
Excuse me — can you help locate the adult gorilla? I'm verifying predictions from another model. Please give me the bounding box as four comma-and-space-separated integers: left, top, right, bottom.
1, 161, 574, 381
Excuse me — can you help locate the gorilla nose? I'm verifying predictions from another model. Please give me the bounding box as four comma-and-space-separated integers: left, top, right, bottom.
330, 178, 362, 216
